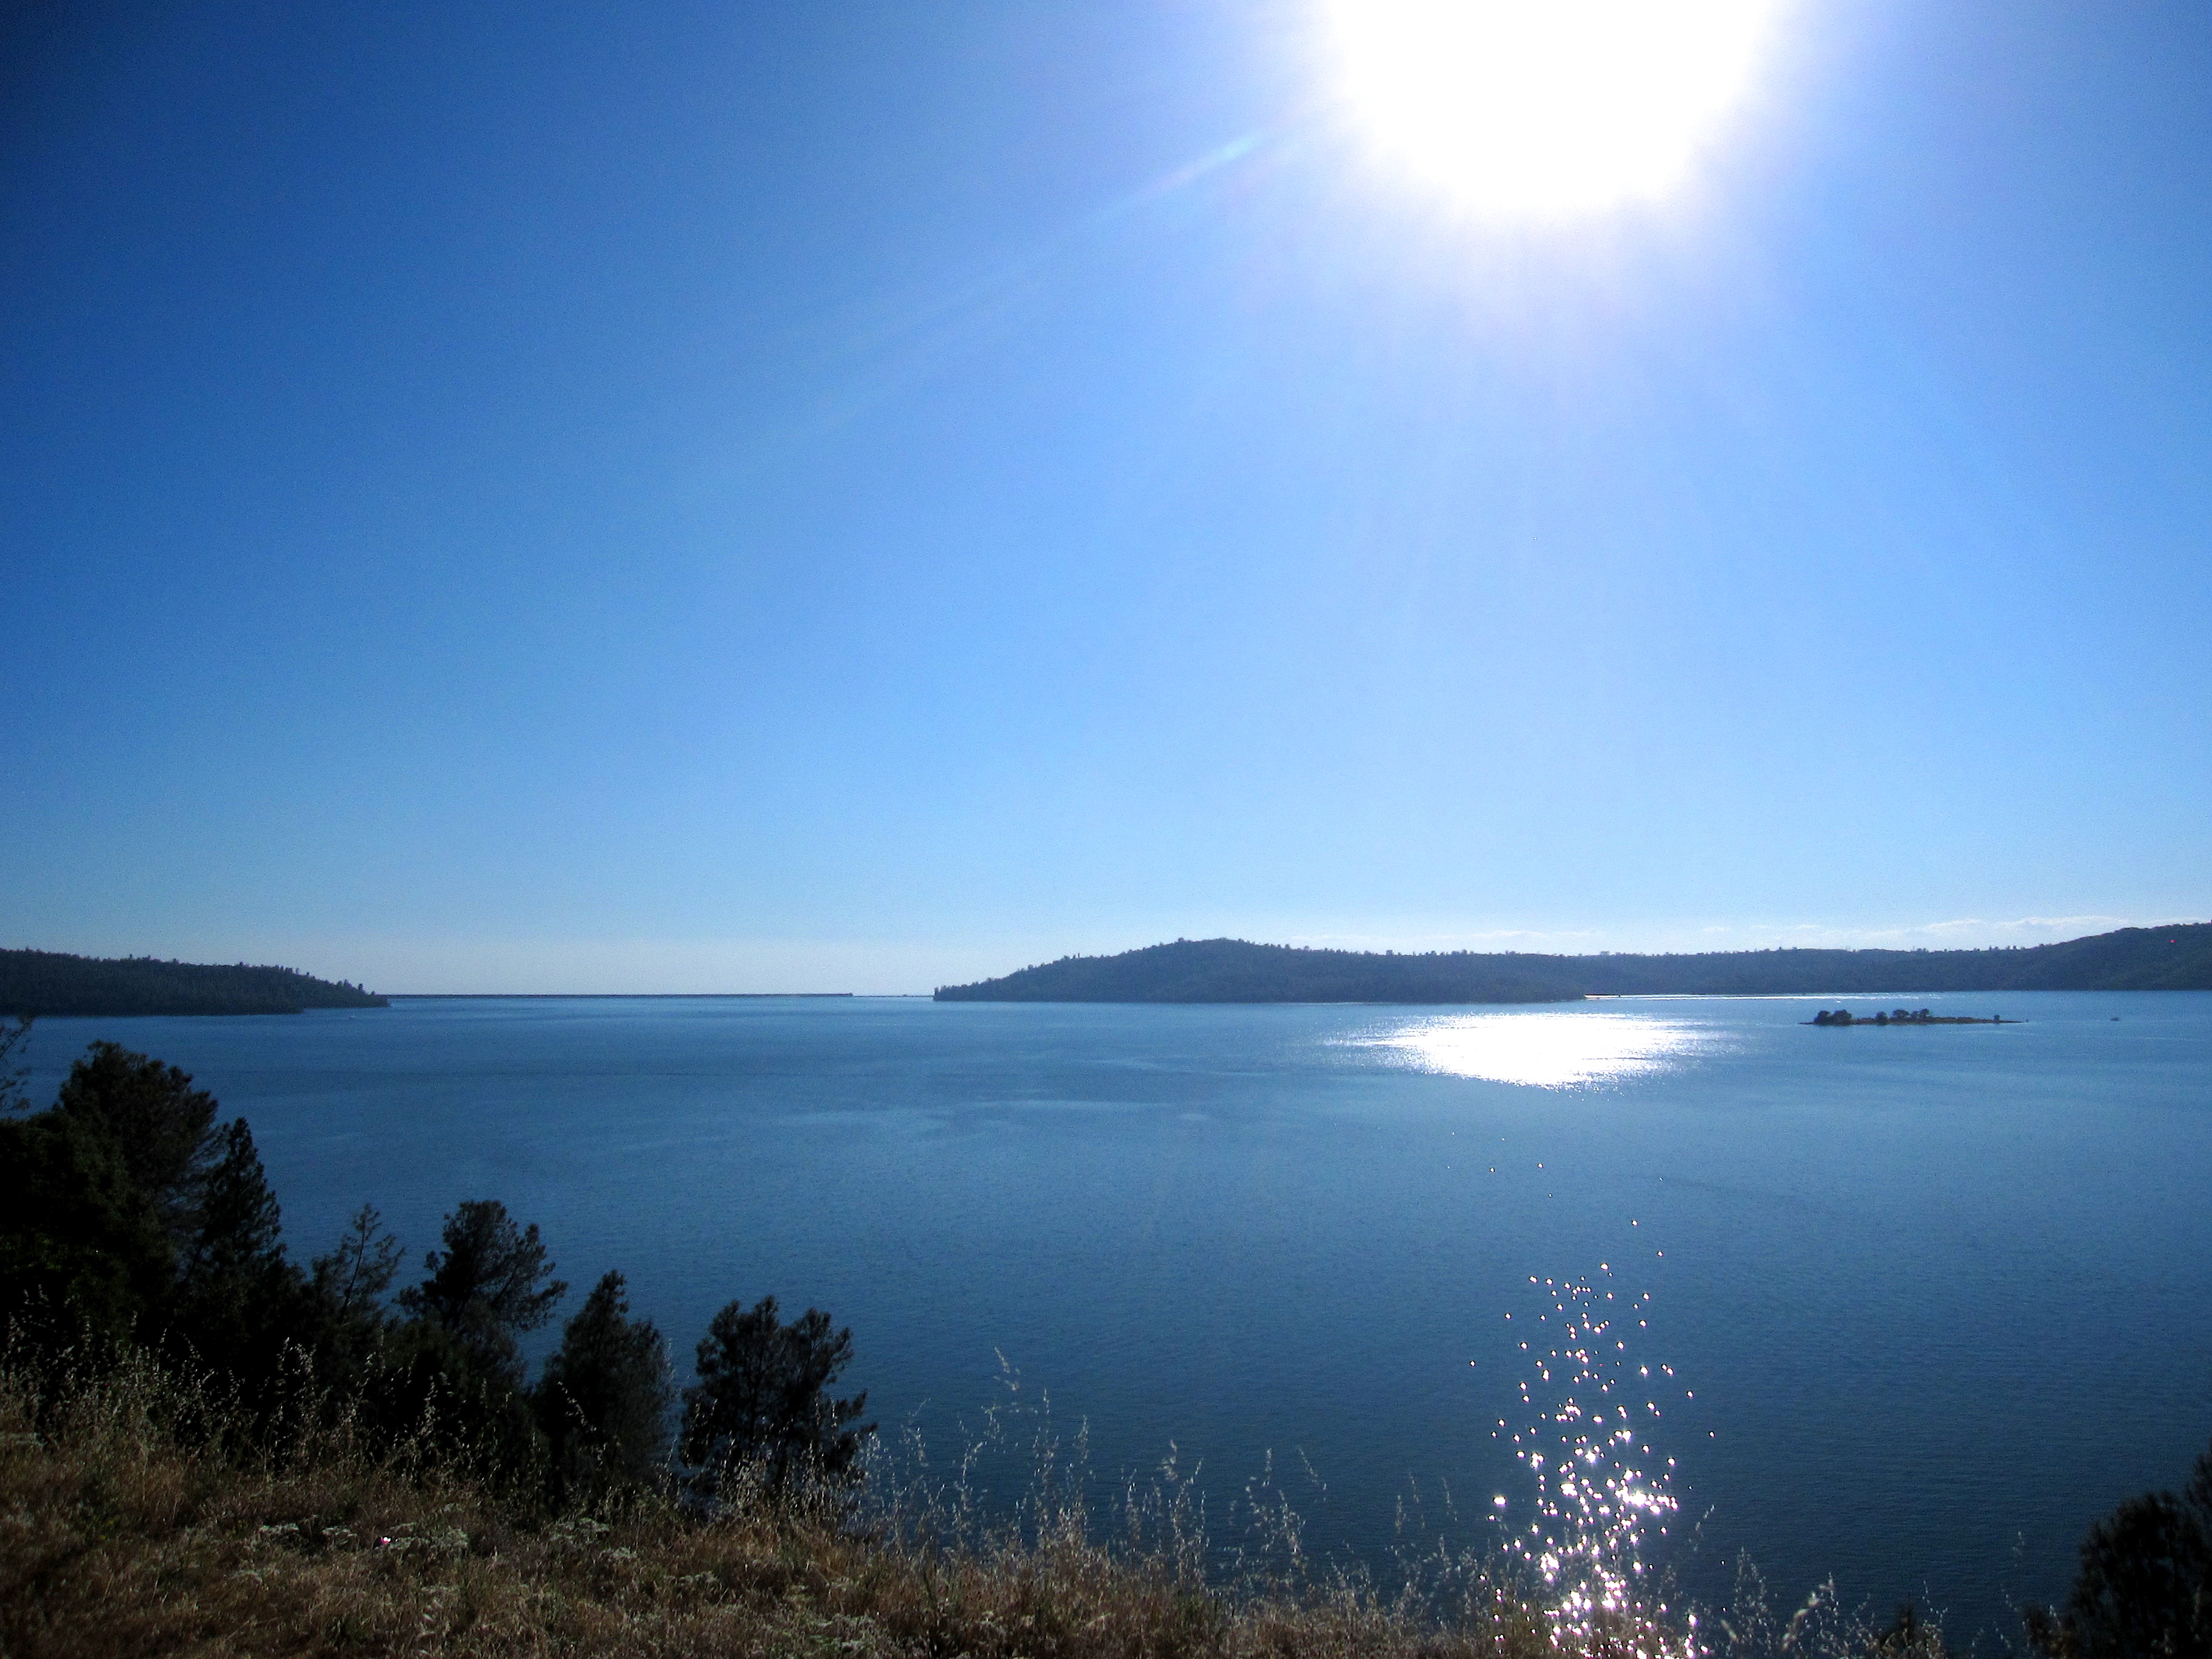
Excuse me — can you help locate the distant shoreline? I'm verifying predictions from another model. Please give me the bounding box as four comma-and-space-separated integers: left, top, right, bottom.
387, 993, 858, 1000
934, 924, 2212, 1004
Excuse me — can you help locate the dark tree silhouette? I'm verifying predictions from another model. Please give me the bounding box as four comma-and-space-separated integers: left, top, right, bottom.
1868, 1601, 1948, 1657
2026, 1437, 2212, 1657
398, 1199, 566, 1384
535, 1270, 674, 1498
2, 1044, 299, 1359
681, 1295, 871, 1500
0, 1013, 32, 1114
53, 1042, 221, 1247
181, 1119, 284, 1285
167, 1118, 310, 1376
301, 1204, 406, 1384
0, 1108, 171, 1342
0, 948, 386, 1017
311, 1204, 404, 1323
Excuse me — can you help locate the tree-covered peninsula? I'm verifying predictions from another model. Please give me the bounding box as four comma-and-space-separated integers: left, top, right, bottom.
0, 949, 388, 1017
938, 939, 1583, 1005
934, 922, 2212, 1004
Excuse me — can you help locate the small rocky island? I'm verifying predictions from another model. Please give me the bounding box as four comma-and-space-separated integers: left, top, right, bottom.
1806, 1007, 2014, 1026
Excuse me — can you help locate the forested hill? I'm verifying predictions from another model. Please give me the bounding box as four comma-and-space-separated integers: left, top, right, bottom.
934, 940, 1583, 1005
0, 950, 389, 1016
933, 923, 2212, 1004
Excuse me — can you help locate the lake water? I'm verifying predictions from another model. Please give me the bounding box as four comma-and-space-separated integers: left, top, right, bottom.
18, 991, 2212, 1641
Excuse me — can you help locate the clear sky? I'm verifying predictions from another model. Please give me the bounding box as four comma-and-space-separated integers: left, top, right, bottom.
4, 1, 2208, 993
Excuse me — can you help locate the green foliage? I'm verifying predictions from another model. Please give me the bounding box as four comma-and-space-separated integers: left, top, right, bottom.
168, 1118, 313, 1386
0, 1013, 32, 1113
52, 1041, 221, 1246
2025, 1437, 2212, 1657
306, 1202, 404, 1370
183, 1119, 287, 1284
934, 923, 2212, 1003
0, 947, 388, 1016
535, 1270, 675, 1500
349, 1313, 551, 1482
1, 1040, 891, 1524
936, 939, 1580, 1004
397, 1199, 568, 1387
0, 1108, 172, 1345
682, 1295, 871, 1500
4, 1045, 321, 1387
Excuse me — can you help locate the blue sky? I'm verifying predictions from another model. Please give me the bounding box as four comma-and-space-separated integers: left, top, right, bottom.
4, 1, 2208, 993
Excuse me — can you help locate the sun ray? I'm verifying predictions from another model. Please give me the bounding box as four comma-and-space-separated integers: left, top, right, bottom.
1321, 0, 1783, 219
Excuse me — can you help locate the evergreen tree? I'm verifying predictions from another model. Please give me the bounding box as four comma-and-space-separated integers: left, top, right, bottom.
535, 1271, 674, 1499
2028, 1436, 2212, 1657
681, 1295, 871, 1500
311, 1204, 403, 1321
357, 1312, 550, 1480
167, 1118, 309, 1379
398, 1199, 566, 1385
52, 1042, 221, 1247
0, 1108, 171, 1344
181, 1119, 285, 1285
303, 1205, 404, 1386
0, 1013, 32, 1114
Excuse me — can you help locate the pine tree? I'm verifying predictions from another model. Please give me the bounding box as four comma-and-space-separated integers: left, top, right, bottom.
0, 1014, 32, 1114
169, 1118, 310, 1380
53, 1042, 221, 1248
311, 1204, 404, 1321
181, 1119, 284, 1284
681, 1295, 870, 1501
535, 1271, 674, 1498
0, 1108, 171, 1344
2027, 1437, 2212, 1657
301, 1205, 405, 1387
398, 1199, 566, 1385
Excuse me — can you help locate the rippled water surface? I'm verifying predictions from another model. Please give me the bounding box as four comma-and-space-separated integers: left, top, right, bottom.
21, 991, 2212, 1638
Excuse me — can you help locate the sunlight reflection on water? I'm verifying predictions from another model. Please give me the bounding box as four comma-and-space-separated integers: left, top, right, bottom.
1350, 1010, 1714, 1088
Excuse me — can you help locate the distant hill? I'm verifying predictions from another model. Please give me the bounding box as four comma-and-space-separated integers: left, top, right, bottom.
933, 923, 2212, 1004
936, 939, 1583, 1005
0, 950, 389, 1017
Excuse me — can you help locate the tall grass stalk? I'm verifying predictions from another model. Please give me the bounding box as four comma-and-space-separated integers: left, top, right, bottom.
0, 1338, 1945, 1658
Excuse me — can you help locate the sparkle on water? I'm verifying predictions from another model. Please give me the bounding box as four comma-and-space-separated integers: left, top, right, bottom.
1353, 1010, 1711, 1088
1499, 1267, 1695, 1652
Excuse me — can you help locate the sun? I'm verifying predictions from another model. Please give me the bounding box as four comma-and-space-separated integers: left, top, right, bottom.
1321, 0, 1782, 220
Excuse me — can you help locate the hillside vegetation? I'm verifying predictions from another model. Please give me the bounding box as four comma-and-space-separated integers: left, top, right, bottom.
937, 940, 1581, 1005
0, 950, 387, 1017
934, 924, 2212, 1004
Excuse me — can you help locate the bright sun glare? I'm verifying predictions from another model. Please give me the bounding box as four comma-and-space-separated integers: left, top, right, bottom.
1322, 0, 1781, 219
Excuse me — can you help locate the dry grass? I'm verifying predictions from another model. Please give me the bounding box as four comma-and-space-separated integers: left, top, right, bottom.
0, 1347, 1643, 1659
